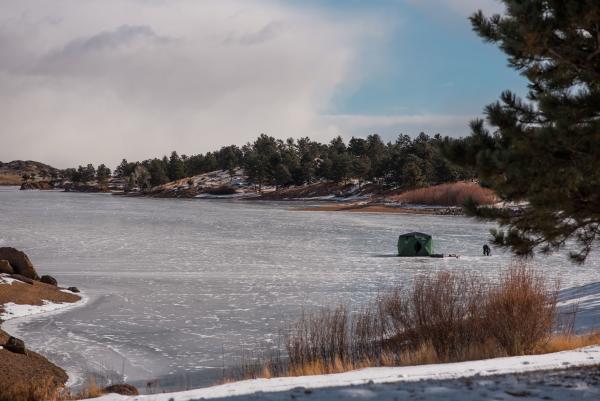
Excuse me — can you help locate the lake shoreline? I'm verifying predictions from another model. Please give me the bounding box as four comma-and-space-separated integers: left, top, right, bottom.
0, 274, 83, 398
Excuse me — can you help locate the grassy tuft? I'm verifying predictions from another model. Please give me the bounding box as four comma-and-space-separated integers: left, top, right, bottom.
391, 181, 497, 206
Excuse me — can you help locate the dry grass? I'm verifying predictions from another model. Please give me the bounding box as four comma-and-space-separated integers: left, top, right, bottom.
0, 173, 23, 185
71, 378, 106, 399
0, 376, 128, 401
229, 263, 599, 381
538, 332, 600, 354
391, 181, 497, 206
0, 377, 65, 401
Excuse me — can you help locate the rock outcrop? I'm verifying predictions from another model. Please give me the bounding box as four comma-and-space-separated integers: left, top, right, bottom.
103, 383, 139, 396
4, 336, 27, 355
0, 260, 13, 274
0, 248, 39, 280
67, 286, 80, 293
20, 181, 54, 190
40, 275, 58, 286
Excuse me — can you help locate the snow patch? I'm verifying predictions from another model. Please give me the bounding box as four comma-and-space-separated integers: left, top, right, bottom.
1, 293, 88, 326
87, 346, 600, 401
1, 300, 77, 321
0, 273, 19, 285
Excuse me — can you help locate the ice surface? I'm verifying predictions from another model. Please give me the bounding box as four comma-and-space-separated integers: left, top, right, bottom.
1, 187, 599, 391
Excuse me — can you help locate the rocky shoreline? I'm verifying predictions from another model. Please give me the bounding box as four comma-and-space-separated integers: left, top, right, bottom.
0, 247, 81, 399
16, 169, 480, 216
0, 247, 138, 399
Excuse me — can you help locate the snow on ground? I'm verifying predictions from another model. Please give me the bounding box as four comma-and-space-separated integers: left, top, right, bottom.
89, 347, 600, 401
0, 276, 88, 323
87, 282, 600, 401
0, 274, 19, 285
0, 299, 84, 321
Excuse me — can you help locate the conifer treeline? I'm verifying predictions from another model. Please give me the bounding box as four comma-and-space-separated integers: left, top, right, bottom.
62, 132, 474, 190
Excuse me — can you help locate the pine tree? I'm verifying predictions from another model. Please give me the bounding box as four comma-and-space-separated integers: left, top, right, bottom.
401, 156, 426, 189
148, 159, 169, 187
351, 156, 371, 187
445, 1, 600, 263
167, 151, 186, 181
96, 164, 111, 183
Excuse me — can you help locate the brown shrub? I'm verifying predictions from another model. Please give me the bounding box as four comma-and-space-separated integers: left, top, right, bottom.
229, 265, 597, 382
392, 181, 497, 206
381, 271, 489, 361
484, 264, 557, 355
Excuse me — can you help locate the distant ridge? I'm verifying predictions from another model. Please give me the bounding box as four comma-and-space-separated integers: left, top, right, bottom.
0, 160, 59, 186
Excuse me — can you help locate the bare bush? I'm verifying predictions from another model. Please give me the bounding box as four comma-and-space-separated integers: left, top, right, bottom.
286, 306, 350, 375
381, 271, 489, 361
484, 263, 557, 355
230, 265, 588, 381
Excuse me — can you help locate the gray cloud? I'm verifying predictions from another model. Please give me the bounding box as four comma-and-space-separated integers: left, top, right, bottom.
0, 1, 470, 169
33, 25, 171, 76
223, 21, 284, 46
0, 0, 380, 168
50, 25, 166, 59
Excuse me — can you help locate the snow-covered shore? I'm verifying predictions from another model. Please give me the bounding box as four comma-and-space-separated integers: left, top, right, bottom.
86, 282, 600, 401
0, 275, 88, 325
88, 346, 600, 401
1, 293, 88, 330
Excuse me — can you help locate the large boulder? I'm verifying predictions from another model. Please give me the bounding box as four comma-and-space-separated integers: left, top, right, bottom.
4, 336, 27, 355
40, 275, 58, 286
103, 384, 139, 396
0, 247, 39, 280
0, 260, 13, 274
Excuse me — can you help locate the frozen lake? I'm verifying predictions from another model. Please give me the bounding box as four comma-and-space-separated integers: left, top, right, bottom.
0, 187, 598, 392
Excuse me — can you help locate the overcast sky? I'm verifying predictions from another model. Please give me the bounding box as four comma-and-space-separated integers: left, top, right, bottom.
0, 0, 526, 168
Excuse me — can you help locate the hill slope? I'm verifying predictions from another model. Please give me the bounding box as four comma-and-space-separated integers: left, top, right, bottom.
0, 160, 59, 185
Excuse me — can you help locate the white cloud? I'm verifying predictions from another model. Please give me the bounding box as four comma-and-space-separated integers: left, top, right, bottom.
319, 113, 475, 142
0, 0, 381, 168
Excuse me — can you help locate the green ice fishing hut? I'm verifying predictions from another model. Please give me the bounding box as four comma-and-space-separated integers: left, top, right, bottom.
397, 232, 433, 256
